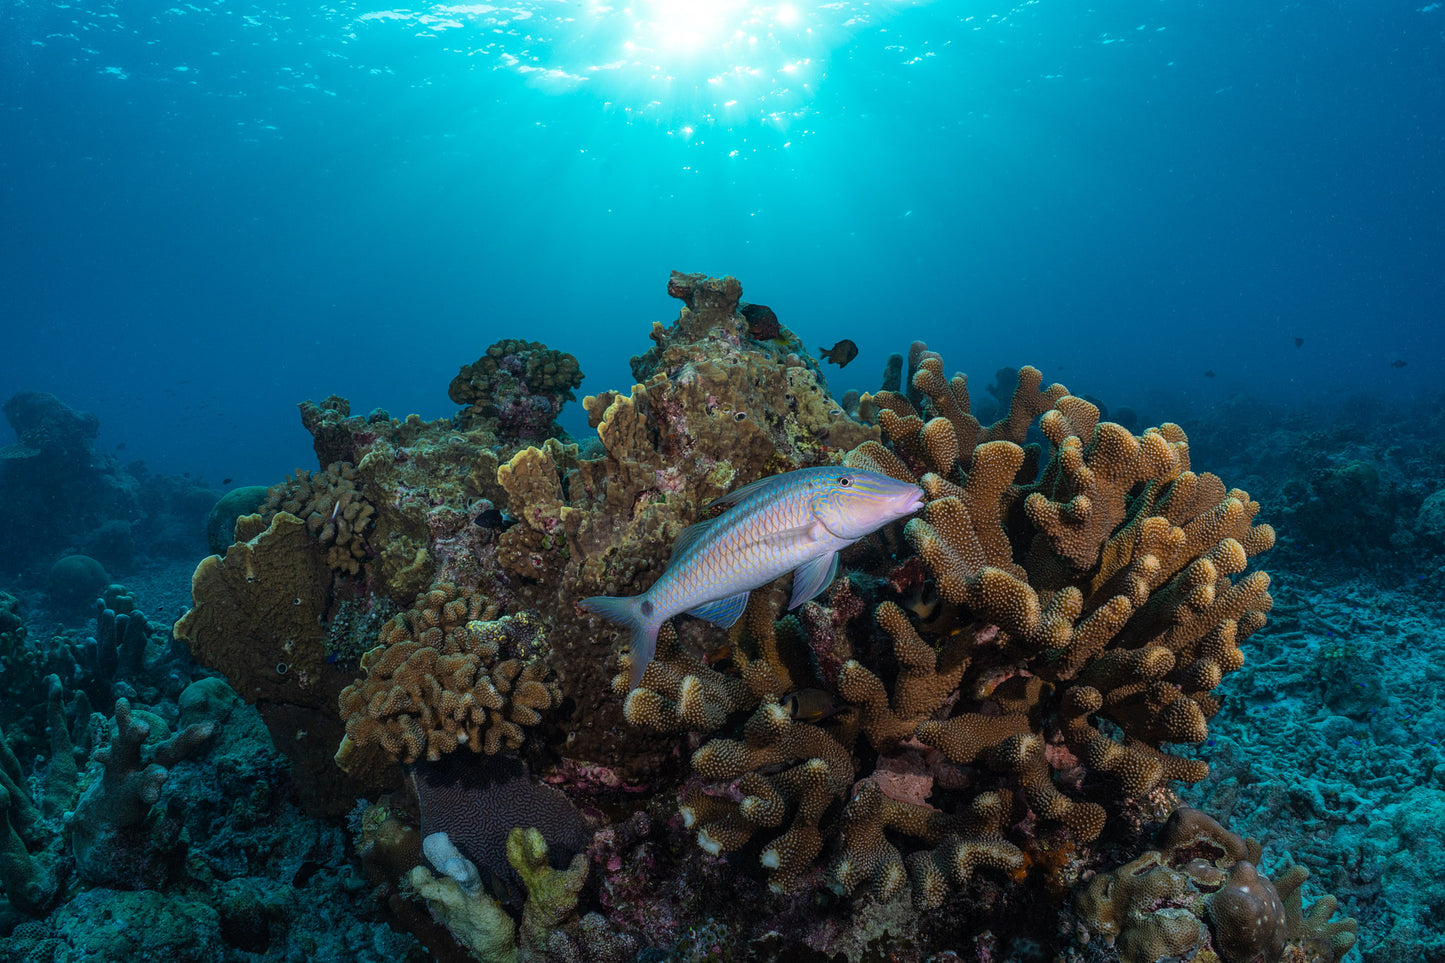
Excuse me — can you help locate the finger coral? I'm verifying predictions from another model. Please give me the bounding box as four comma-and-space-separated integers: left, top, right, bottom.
857, 349, 1275, 834
259, 461, 375, 575
336, 584, 562, 766
621, 342, 1278, 912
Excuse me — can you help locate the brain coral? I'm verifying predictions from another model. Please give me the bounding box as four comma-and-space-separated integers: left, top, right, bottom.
47, 555, 110, 615
336, 584, 562, 767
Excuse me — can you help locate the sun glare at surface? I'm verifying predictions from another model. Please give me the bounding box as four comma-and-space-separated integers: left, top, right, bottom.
338, 1, 940, 132
634, 0, 752, 54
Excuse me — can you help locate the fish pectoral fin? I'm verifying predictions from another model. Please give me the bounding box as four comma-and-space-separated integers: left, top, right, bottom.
789, 552, 840, 609
687, 591, 751, 628
753, 523, 826, 552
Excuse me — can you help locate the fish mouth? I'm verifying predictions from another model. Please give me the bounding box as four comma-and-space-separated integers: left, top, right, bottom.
900, 487, 926, 516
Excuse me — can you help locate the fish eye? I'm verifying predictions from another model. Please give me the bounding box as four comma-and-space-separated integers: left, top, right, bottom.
838, 476, 852, 487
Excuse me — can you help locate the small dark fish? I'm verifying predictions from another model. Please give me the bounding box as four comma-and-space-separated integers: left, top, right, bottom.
740, 303, 780, 340
1204, 370, 1216, 378
222, 477, 233, 485
115, 442, 126, 450
1390, 359, 1408, 368
474, 507, 516, 531
1294, 337, 1304, 348
781, 688, 846, 723
819, 339, 858, 368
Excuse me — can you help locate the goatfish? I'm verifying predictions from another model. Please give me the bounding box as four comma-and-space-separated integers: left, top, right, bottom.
581, 467, 925, 689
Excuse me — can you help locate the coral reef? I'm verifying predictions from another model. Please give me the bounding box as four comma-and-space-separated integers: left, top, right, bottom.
450, 339, 585, 443
620, 341, 1276, 917
1073, 807, 1356, 963
149, 272, 1390, 960
495, 270, 875, 773
0, 391, 218, 573
336, 585, 561, 766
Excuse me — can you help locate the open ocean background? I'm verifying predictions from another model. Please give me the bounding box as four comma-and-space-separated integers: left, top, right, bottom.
3, 0, 1440, 484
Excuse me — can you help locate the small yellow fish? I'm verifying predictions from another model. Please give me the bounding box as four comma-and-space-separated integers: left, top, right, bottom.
819, 339, 858, 368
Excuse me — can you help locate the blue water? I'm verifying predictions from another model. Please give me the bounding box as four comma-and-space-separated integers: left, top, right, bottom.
3, 1, 1440, 483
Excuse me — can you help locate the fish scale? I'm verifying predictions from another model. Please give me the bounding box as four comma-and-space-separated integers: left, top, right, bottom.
580, 466, 925, 688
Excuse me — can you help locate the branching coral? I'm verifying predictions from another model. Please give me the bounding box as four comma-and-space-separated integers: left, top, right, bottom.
259, 461, 375, 574
853, 348, 1274, 833
336, 584, 561, 767
0, 676, 79, 915
70, 696, 215, 886
620, 343, 1278, 913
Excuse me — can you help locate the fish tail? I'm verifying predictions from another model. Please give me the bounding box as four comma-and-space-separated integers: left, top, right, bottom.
579, 595, 659, 689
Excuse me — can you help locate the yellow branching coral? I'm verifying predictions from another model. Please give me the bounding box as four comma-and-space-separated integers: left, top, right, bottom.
620, 343, 1278, 914
336, 584, 561, 767
854, 349, 1274, 840
259, 461, 375, 574
681, 700, 854, 892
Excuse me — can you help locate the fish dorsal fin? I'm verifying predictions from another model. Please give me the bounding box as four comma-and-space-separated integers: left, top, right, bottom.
704, 472, 800, 511
671, 515, 720, 558
789, 551, 840, 609
687, 591, 751, 628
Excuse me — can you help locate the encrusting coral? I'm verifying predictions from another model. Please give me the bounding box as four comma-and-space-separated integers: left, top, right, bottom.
335, 583, 562, 768
1073, 807, 1357, 963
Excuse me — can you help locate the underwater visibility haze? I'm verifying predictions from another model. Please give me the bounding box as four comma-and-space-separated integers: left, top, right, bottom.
1, 1, 1443, 961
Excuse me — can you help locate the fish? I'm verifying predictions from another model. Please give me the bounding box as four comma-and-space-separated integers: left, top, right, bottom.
819, 339, 858, 368
1203, 369, 1216, 378
1390, 359, 1408, 368
580, 466, 924, 689
473, 507, 516, 531
781, 687, 846, 722
740, 303, 780, 340
221, 477, 233, 485
1294, 337, 1304, 348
